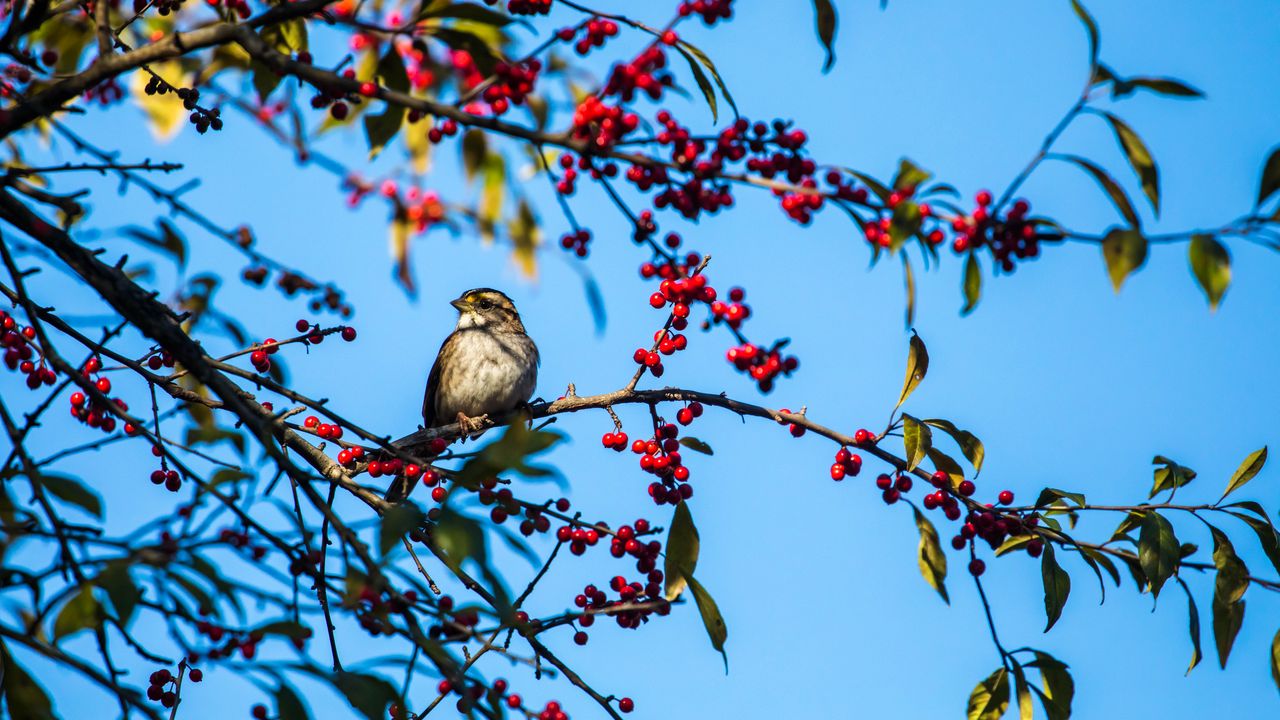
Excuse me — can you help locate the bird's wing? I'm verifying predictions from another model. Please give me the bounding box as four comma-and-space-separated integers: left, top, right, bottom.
421, 332, 453, 428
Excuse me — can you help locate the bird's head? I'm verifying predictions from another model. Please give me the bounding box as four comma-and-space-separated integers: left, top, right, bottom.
451, 288, 525, 332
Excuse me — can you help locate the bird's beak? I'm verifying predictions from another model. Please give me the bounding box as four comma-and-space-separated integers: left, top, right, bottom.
450, 298, 470, 312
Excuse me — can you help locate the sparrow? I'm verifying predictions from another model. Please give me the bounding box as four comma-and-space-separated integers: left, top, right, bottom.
387, 288, 539, 501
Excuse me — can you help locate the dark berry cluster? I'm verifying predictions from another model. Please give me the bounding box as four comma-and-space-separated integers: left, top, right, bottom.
559, 229, 593, 257
68, 358, 130, 433
508, 0, 552, 15
679, 0, 734, 24
481, 59, 541, 116
951, 192, 1046, 272
218, 527, 269, 562
634, 422, 693, 505
1, 311, 55, 389
145, 664, 200, 708
559, 17, 620, 55
149, 467, 183, 492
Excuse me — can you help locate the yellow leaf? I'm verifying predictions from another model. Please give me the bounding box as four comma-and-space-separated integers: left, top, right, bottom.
507, 199, 540, 279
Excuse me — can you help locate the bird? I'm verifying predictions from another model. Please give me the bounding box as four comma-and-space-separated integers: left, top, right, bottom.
386, 288, 539, 502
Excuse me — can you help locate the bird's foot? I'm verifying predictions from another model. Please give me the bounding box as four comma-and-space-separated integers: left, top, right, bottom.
455, 412, 489, 441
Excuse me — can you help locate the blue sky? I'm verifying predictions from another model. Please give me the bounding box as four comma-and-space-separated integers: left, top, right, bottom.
9, 1, 1280, 718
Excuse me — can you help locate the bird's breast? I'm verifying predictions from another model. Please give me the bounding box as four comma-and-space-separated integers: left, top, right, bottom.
435, 329, 538, 420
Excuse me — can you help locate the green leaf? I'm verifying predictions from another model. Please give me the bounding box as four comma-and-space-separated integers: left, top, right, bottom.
893, 158, 933, 192
0, 643, 55, 720
419, 2, 514, 26
1041, 544, 1071, 631
461, 129, 487, 182
922, 419, 984, 475
1222, 446, 1267, 500
1097, 111, 1159, 214
431, 507, 488, 575
257, 620, 312, 640
1259, 146, 1280, 207
1035, 487, 1086, 509
995, 535, 1032, 557
1177, 579, 1203, 674
678, 436, 714, 455
1210, 526, 1248, 667
676, 41, 737, 120
902, 415, 932, 472
1058, 155, 1142, 228
333, 671, 399, 720
962, 252, 981, 315
1150, 455, 1196, 499
1137, 511, 1178, 598
967, 667, 1010, 720
1186, 234, 1231, 310
673, 42, 719, 122
123, 219, 187, 268
1026, 652, 1074, 720
1114, 76, 1204, 99
664, 501, 700, 600
1012, 664, 1034, 720
1225, 510, 1280, 576
1069, 0, 1098, 65
97, 560, 141, 626
276, 683, 311, 720
903, 255, 915, 329
363, 48, 410, 159
379, 503, 425, 557
1100, 227, 1148, 291
912, 506, 949, 604
927, 447, 966, 489
894, 332, 928, 411
681, 571, 728, 671
811, 0, 837, 72
35, 473, 102, 519
1271, 627, 1280, 694
53, 585, 101, 639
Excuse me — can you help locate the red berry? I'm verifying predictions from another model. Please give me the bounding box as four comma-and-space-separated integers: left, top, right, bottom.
958, 480, 975, 496
619, 697, 635, 713
96, 377, 111, 393
189, 669, 203, 682
341, 327, 357, 342
969, 559, 986, 576
359, 81, 377, 96
998, 490, 1014, 505
573, 631, 588, 645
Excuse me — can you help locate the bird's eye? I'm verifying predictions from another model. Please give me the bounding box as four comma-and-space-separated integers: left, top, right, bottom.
478, 299, 494, 311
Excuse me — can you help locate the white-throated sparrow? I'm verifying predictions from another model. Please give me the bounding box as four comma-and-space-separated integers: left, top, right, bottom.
387, 288, 539, 501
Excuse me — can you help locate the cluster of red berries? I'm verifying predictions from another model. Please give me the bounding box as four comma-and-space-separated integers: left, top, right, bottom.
206, 0, 250, 19
725, 342, 798, 393
507, 0, 552, 15
708, 285, 749, 327
571, 96, 639, 149
828, 447, 863, 481
951, 192, 1044, 272
574, 568, 668, 632
426, 595, 482, 641
68, 358, 129, 433
873, 471, 915, 505
145, 665, 200, 708
218, 527, 269, 562
1, 312, 55, 389
602, 45, 674, 103
822, 170, 872, 206
248, 339, 279, 373
149, 467, 183, 492
83, 77, 125, 106
302, 414, 345, 440
353, 585, 419, 636
679, 0, 734, 24
144, 349, 176, 370
287, 548, 323, 577
481, 59, 541, 116
634, 422, 694, 505
426, 117, 459, 144
555, 523, 602, 556
559, 229, 593, 257
559, 17, 620, 55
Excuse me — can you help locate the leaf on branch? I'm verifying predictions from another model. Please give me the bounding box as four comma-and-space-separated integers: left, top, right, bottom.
1188, 234, 1231, 310
894, 332, 928, 411
53, 585, 101, 640
681, 570, 728, 671
123, 218, 188, 269
1177, 579, 1203, 674
1069, 0, 1099, 65
508, 198, 541, 279
1025, 651, 1074, 720
97, 560, 142, 627
364, 48, 410, 159
1258, 146, 1280, 207
276, 683, 312, 720
1097, 111, 1160, 214
1078, 546, 1120, 599
1137, 510, 1178, 598
674, 41, 737, 123
1101, 227, 1148, 292
419, 2, 515, 26
1041, 544, 1071, 631
1012, 663, 1034, 720
1058, 155, 1142, 228
1209, 525, 1249, 668
902, 415, 932, 472
903, 255, 915, 329
0, 642, 55, 720
479, 152, 507, 245
912, 506, 949, 604
1112, 76, 1204, 100
332, 671, 399, 720
967, 667, 1010, 720
1271, 627, 1280, 694
34, 472, 102, 519
811, 0, 838, 72
379, 502, 425, 558
664, 502, 700, 600
922, 418, 984, 475
1223, 507, 1280, 576
1222, 446, 1267, 500
962, 252, 981, 315
927, 447, 965, 489
458, 421, 563, 485
679, 436, 714, 455
1150, 455, 1196, 499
